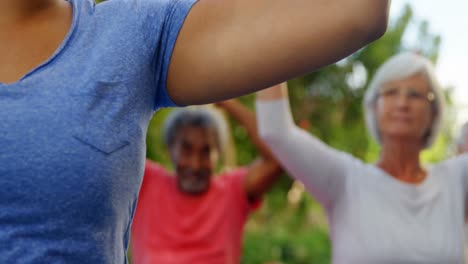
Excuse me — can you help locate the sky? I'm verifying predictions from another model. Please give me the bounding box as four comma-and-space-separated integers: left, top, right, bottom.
390, 0, 468, 129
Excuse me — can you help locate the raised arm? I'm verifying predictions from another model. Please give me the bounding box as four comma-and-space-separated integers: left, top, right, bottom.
457, 154, 468, 201
168, 0, 390, 105
216, 99, 282, 201
256, 83, 349, 208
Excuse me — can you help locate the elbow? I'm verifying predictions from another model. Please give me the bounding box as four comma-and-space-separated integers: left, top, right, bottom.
367, 15, 389, 42
258, 127, 284, 146
354, 1, 390, 43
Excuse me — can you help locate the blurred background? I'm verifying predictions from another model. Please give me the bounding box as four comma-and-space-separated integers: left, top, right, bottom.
140, 0, 466, 263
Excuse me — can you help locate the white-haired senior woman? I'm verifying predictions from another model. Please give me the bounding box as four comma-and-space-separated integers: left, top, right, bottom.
256, 52, 468, 264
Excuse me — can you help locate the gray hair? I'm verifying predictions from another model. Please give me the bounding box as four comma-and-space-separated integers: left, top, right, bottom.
363, 52, 445, 148
162, 107, 227, 152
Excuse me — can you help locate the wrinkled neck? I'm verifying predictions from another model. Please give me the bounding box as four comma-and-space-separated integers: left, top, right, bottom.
377, 139, 426, 184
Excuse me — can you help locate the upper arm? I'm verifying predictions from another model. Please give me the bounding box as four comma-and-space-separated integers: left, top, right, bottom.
273, 126, 350, 208
167, 0, 389, 105
457, 154, 468, 195
256, 99, 350, 208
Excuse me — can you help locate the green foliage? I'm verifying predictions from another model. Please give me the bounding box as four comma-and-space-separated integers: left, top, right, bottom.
142, 4, 449, 263
242, 186, 331, 264
146, 108, 173, 168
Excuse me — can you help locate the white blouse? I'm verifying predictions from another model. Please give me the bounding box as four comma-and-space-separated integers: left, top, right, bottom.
256, 99, 468, 264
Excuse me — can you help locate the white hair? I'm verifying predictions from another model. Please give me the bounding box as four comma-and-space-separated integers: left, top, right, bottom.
363, 52, 445, 148
163, 106, 228, 152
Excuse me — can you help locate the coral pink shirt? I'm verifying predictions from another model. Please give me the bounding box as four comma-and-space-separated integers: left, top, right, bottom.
131, 160, 257, 264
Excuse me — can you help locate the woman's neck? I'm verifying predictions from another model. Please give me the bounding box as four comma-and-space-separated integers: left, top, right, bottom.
376, 138, 426, 184
0, 0, 60, 24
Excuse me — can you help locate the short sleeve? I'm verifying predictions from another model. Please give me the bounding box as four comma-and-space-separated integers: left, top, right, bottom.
151, 0, 197, 108
131, 0, 198, 109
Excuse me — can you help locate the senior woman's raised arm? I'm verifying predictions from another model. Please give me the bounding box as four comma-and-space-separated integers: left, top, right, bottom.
167, 0, 390, 106
255, 83, 351, 209
457, 154, 468, 198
